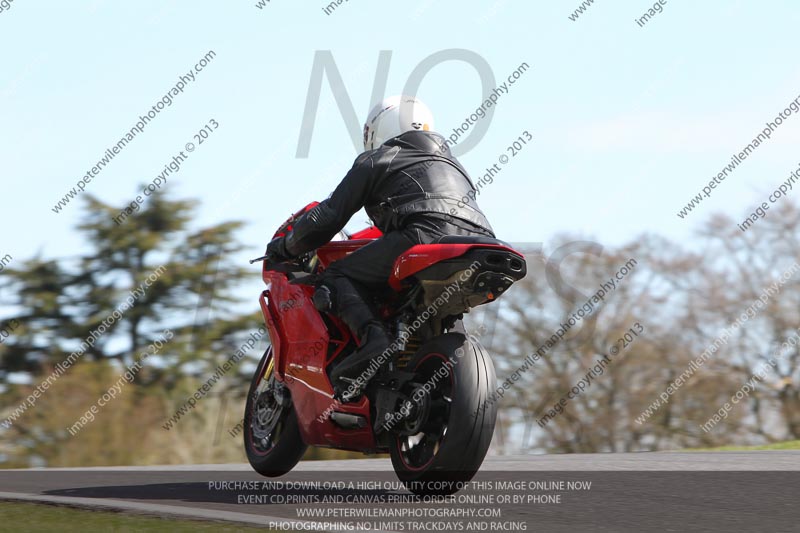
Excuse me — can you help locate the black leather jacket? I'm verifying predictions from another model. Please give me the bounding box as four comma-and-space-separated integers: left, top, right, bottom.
285, 130, 494, 256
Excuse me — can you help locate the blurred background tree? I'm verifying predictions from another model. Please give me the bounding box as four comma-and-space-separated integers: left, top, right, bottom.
472, 204, 800, 454
0, 191, 264, 467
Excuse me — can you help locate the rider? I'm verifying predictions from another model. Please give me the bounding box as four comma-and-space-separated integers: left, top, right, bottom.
267, 95, 495, 398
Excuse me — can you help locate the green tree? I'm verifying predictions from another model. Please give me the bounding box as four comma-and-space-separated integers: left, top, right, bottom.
0, 190, 263, 467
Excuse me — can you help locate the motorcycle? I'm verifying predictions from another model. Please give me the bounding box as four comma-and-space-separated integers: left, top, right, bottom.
244, 203, 527, 494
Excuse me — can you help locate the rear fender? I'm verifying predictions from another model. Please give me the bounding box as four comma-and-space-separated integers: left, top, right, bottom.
389, 244, 526, 292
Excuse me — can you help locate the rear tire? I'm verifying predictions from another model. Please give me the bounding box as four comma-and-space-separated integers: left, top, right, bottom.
389, 333, 497, 495
244, 347, 307, 477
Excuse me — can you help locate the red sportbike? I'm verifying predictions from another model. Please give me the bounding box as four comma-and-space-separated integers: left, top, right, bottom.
244, 203, 527, 494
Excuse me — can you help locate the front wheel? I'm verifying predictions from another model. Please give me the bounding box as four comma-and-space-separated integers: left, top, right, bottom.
389, 333, 498, 495
244, 347, 307, 477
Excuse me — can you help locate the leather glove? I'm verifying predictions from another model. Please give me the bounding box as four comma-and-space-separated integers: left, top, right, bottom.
266, 236, 293, 262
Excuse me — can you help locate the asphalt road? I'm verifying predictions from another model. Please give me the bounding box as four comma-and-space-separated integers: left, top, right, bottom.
2, 453, 799, 532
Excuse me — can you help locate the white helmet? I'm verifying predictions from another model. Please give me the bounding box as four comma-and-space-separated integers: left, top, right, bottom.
362, 95, 435, 151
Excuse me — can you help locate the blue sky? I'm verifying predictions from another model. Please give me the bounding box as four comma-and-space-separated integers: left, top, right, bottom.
2, 0, 800, 273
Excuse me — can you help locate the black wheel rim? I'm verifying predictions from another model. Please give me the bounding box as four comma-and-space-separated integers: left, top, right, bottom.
247, 352, 288, 456
395, 353, 454, 471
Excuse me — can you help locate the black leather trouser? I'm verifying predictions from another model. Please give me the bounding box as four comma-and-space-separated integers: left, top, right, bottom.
321, 216, 493, 337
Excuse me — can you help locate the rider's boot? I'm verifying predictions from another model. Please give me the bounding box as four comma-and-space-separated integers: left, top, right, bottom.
330, 321, 392, 401
322, 277, 392, 402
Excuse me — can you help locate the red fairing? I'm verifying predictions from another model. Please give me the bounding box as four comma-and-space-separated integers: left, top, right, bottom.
259, 270, 377, 450
388, 243, 523, 291
314, 227, 382, 270
350, 226, 383, 239
316, 240, 375, 270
